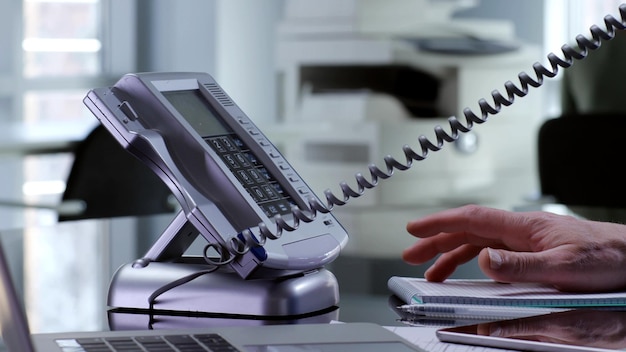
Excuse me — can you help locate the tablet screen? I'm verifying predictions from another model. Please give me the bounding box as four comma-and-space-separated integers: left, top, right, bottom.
245, 342, 418, 352
437, 309, 626, 352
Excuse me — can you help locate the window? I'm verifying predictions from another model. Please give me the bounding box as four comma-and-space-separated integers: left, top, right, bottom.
22, 0, 101, 78
21, 0, 102, 223
542, 0, 624, 117
15, 0, 136, 228
0, 0, 137, 333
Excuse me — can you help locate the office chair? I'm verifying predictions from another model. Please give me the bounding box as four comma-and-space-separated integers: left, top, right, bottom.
58, 125, 177, 221
537, 113, 626, 213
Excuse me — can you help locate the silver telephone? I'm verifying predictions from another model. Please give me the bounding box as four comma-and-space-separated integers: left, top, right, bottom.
84, 72, 349, 280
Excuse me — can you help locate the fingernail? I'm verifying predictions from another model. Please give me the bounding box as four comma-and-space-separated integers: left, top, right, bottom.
424, 265, 433, 278
488, 248, 502, 270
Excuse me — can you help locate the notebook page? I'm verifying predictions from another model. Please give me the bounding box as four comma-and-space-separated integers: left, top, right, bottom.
388, 277, 626, 307
385, 326, 516, 352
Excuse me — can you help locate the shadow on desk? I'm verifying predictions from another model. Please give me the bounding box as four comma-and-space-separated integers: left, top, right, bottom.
327, 255, 487, 296
328, 255, 488, 326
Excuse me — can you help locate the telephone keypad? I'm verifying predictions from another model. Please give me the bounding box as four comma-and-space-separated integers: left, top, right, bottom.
205, 134, 294, 218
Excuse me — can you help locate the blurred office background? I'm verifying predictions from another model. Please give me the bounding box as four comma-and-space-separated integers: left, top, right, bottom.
0, 0, 624, 333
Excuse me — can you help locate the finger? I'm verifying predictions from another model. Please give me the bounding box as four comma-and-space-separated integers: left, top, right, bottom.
406, 205, 539, 245
478, 247, 588, 289
402, 233, 458, 264
478, 247, 540, 284
423, 244, 483, 282
402, 231, 504, 264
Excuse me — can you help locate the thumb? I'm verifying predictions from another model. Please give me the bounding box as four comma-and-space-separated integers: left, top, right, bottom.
478, 247, 553, 284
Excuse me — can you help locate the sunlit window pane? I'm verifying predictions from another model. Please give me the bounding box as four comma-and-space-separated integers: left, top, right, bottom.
577, 0, 624, 31
12, 0, 113, 333
23, 154, 72, 202
23, 90, 92, 123
23, 38, 101, 52
22, 0, 101, 77
23, 51, 100, 77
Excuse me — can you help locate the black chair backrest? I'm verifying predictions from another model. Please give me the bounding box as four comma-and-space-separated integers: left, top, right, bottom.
537, 113, 626, 208
59, 125, 176, 221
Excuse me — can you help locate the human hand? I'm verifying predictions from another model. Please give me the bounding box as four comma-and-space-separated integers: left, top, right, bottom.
402, 205, 626, 292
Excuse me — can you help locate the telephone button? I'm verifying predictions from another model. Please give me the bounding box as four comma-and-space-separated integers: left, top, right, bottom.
265, 204, 280, 216
237, 117, 249, 124
223, 154, 239, 168
231, 137, 245, 148
236, 170, 253, 184
272, 183, 286, 195
251, 186, 268, 201
248, 169, 264, 183
234, 153, 251, 167
243, 152, 258, 165
219, 137, 236, 151
208, 139, 226, 153
276, 201, 290, 213
261, 184, 278, 198
119, 101, 138, 121
258, 167, 272, 180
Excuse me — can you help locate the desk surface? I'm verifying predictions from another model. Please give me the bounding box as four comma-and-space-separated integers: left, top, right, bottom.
0, 216, 403, 330
0, 215, 513, 352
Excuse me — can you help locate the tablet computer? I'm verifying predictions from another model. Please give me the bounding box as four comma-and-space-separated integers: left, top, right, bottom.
437, 309, 626, 352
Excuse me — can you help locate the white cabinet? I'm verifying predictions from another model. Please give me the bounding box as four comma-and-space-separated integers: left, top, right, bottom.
272, 36, 544, 209
268, 30, 547, 257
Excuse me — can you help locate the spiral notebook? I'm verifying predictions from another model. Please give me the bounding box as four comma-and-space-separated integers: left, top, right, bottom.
388, 277, 626, 307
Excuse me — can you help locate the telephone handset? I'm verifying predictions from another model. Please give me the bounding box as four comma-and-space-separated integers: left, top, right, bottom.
85, 4, 625, 281
84, 73, 348, 279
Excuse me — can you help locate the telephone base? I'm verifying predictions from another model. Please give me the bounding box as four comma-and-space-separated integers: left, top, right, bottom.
107, 307, 340, 330
107, 259, 340, 330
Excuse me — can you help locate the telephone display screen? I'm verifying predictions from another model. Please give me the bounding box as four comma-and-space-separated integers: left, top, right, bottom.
163, 89, 296, 218
163, 90, 231, 137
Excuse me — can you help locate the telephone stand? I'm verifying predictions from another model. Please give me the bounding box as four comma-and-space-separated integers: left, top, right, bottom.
107, 211, 341, 330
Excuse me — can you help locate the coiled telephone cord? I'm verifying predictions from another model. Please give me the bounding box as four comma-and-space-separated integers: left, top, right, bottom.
207, 4, 626, 266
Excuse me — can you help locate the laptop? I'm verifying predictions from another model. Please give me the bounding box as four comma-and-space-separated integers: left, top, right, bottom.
0, 239, 425, 352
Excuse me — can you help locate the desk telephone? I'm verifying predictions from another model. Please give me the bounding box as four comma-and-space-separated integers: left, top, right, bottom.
85, 73, 348, 280
84, 4, 625, 322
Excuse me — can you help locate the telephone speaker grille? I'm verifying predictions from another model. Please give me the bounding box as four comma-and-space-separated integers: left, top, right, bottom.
204, 83, 234, 106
